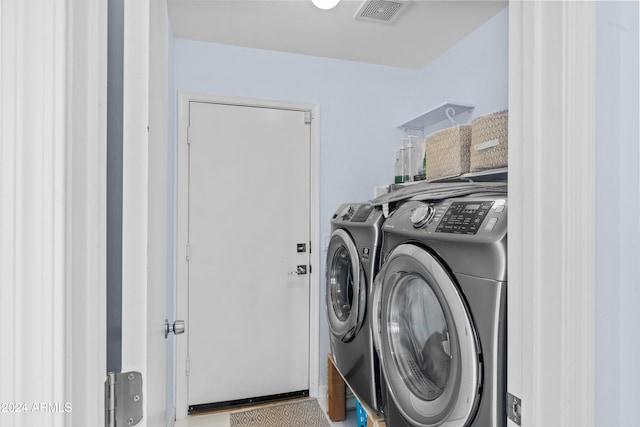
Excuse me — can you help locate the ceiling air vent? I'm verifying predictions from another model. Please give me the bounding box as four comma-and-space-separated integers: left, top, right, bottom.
354, 0, 411, 24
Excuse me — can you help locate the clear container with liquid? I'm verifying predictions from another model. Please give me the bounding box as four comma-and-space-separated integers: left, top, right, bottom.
405, 140, 414, 182
395, 150, 404, 184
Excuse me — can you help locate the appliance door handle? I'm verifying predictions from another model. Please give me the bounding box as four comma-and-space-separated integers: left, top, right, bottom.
371, 271, 384, 355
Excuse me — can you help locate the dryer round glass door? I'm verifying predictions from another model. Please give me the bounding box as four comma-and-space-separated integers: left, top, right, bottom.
375, 244, 480, 427
326, 229, 366, 342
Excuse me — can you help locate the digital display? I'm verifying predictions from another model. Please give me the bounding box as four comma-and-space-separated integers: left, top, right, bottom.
464, 204, 481, 211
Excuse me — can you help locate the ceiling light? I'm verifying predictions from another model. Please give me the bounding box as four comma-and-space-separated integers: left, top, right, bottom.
312, 0, 340, 10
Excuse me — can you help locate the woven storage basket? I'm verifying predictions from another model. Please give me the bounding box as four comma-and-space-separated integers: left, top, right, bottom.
424, 125, 472, 180
470, 110, 508, 172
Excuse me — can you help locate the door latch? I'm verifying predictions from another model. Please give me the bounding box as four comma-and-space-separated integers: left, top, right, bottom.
506, 392, 522, 425
288, 265, 307, 275
164, 320, 185, 338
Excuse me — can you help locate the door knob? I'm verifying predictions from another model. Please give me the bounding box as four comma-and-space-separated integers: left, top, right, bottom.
164, 319, 185, 338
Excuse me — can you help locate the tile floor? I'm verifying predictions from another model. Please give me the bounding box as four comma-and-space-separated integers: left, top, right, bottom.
174, 397, 359, 427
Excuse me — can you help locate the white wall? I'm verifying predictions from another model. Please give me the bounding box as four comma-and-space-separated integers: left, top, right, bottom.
171, 6, 508, 392
595, 2, 640, 426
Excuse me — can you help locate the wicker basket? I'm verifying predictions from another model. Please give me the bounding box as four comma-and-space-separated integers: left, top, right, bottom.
470, 110, 508, 172
424, 125, 472, 180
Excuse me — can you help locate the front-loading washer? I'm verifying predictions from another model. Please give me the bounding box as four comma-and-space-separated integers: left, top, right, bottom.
372, 195, 507, 427
326, 203, 384, 412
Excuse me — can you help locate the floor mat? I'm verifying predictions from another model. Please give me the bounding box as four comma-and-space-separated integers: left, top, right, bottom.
230, 399, 330, 427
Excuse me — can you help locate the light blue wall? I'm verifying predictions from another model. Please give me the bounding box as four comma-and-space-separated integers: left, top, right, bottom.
595, 2, 640, 426
413, 10, 509, 135
171, 6, 508, 391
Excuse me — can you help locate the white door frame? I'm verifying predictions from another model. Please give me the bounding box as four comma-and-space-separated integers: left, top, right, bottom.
121, 0, 172, 426
175, 92, 320, 419
508, 2, 595, 426
1, 0, 107, 426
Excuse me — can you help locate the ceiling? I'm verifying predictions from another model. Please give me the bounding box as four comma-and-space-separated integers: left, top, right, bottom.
167, 0, 508, 70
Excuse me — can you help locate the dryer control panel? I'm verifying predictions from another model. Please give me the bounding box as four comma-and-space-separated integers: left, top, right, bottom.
334, 203, 376, 223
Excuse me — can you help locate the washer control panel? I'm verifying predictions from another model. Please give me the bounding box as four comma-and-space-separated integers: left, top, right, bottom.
386, 197, 507, 238
436, 201, 495, 234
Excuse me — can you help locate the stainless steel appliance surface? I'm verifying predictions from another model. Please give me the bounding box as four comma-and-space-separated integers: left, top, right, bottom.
372, 194, 507, 427
326, 203, 385, 413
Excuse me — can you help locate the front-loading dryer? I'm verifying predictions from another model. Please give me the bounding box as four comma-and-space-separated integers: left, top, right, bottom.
326, 203, 384, 412
372, 195, 507, 427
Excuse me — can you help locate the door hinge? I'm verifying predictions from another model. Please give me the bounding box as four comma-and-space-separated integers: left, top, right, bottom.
186, 358, 190, 377
506, 392, 522, 426
304, 111, 312, 124
186, 243, 191, 261
187, 126, 192, 145
105, 371, 143, 427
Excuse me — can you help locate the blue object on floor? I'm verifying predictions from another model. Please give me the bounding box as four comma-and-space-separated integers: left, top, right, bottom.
356, 399, 367, 427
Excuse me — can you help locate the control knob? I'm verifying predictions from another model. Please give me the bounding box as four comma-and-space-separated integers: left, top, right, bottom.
340, 205, 355, 220
411, 204, 435, 228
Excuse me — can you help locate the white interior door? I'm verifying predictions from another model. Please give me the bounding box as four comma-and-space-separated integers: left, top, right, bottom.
185, 100, 312, 409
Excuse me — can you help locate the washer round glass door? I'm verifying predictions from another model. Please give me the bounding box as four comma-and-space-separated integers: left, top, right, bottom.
326, 229, 366, 342
375, 244, 480, 426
